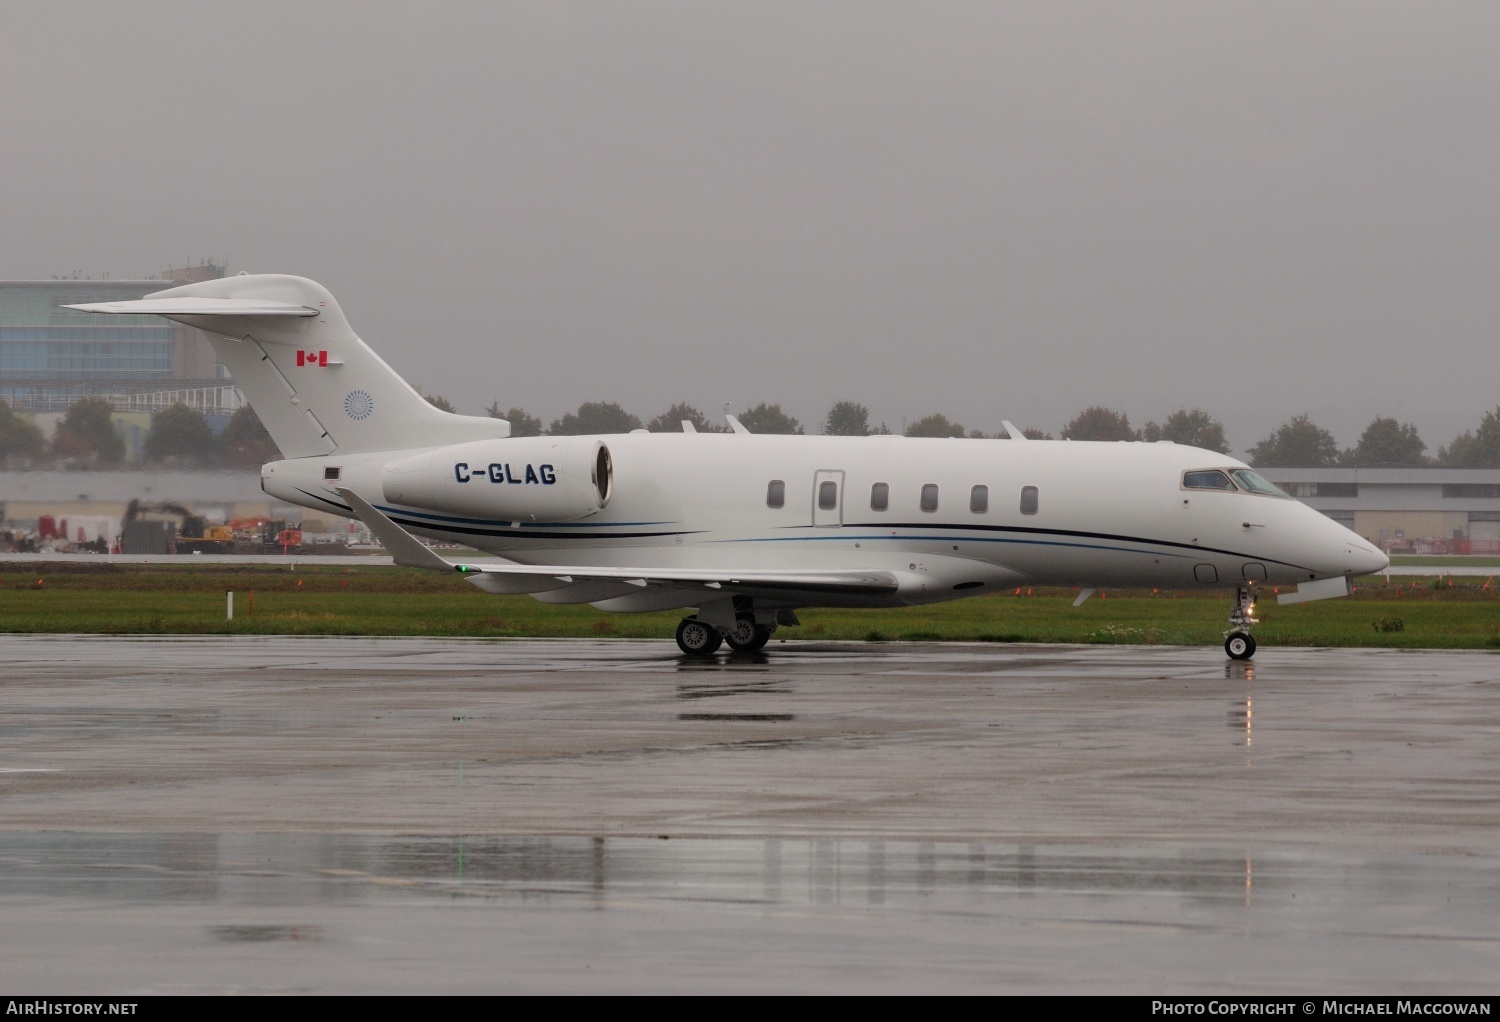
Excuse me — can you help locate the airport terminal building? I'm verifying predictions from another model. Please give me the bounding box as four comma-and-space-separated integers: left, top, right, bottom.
0, 264, 236, 415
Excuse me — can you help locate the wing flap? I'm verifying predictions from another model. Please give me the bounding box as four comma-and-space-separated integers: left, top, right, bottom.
337, 485, 899, 598
454, 560, 900, 596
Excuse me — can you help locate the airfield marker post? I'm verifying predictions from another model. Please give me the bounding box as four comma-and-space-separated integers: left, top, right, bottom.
227, 591, 234, 621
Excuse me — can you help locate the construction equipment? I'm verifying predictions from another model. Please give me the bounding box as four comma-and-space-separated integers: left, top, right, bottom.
178, 517, 235, 554
122, 500, 234, 554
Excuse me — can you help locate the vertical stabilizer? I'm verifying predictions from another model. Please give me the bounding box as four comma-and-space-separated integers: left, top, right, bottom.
68, 274, 508, 458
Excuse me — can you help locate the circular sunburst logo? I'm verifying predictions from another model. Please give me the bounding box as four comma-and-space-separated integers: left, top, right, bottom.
344, 390, 374, 420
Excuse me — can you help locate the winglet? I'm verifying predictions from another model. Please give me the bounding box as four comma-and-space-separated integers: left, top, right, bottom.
336, 487, 453, 571
1001, 420, 1027, 441
726, 414, 751, 434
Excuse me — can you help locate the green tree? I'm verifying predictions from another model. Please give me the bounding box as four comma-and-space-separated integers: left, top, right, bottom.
822, 401, 871, 436
144, 403, 216, 465
1061, 406, 1140, 442
904, 413, 967, 438
1141, 408, 1230, 453
549, 401, 642, 435
0, 399, 45, 462
425, 394, 457, 413
1248, 413, 1340, 467
1437, 407, 1500, 468
1344, 417, 1426, 466
647, 402, 726, 433
51, 397, 124, 466
486, 402, 544, 437
737, 403, 803, 434
217, 406, 280, 467
1020, 426, 1051, 440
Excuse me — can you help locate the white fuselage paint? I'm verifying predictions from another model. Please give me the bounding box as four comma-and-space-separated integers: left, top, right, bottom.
262, 433, 1387, 612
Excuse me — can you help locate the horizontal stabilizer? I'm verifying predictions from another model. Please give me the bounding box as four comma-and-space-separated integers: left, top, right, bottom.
64, 297, 318, 317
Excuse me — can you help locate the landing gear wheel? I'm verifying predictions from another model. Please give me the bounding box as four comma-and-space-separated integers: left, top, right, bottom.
725, 616, 773, 652
1225, 633, 1256, 661
676, 617, 723, 656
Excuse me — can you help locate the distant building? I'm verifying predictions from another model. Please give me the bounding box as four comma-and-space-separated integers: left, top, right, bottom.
0, 470, 342, 535
1263, 467, 1500, 554
0, 263, 240, 415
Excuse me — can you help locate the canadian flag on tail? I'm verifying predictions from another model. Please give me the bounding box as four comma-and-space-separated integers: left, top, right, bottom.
296, 350, 328, 367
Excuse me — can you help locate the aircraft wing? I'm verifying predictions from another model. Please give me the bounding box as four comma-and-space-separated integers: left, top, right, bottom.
64, 297, 318, 317
336, 487, 899, 598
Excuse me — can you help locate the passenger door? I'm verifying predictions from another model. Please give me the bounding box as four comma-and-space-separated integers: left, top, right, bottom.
813, 470, 844, 527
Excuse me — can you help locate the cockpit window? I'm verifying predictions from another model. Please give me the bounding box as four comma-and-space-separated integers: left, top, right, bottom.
1182, 468, 1292, 498
1230, 469, 1290, 498
1182, 469, 1236, 491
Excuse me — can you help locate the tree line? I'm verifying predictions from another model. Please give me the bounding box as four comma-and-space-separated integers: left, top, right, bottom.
470, 396, 1500, 467
0, 396, 279, 469
467, 397, 1054, 441
6, 393, 1500, 470
1052, 405, 1500, 468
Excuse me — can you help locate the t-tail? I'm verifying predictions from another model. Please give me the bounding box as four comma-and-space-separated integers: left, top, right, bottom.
67, 274, 508, 457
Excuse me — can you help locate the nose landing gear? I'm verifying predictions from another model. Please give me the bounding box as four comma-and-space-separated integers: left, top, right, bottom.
1223, 586, 1258, 660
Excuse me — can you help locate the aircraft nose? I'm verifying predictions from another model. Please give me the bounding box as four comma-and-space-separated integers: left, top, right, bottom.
1349, 540, 1389, 576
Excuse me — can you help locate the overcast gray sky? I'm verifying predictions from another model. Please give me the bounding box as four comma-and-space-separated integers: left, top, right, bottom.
4, 1, 1497, 454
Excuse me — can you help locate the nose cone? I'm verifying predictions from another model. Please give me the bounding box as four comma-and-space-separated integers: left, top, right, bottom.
1347, 537, 1389, 576
1300, 509, 1388, 579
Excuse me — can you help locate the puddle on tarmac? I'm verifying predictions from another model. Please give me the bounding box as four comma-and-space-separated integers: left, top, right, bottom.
2, 832, 1492, 916
211, 924, 323, 943
676, 680, 793, 700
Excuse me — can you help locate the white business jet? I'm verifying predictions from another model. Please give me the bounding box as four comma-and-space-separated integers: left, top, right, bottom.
70, 274, 1388, 659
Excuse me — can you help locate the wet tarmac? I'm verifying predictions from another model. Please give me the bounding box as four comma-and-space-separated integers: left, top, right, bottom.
1, 635, 1497, 993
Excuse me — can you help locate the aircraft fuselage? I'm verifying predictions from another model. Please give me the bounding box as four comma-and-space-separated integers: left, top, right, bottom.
263, 433, 1385, 610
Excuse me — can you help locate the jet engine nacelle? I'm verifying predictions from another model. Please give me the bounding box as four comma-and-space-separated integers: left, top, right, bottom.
382, 437, 613, 522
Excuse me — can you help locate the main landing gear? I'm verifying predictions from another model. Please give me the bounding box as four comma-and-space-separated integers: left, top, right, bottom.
1223, 586, 1258, 661
675, 617, 723, 655
675, 613, 775, 656
725, 615, 774, 653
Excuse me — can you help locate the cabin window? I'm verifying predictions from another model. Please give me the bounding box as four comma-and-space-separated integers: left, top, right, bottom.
818, 480, 838, 510
870, 482, 889, 511
323, 466, 341, 481
970, 484, 988, 514
1020, 485, 1039, 515
767, 480, 786, 508
1183, 469, 1236, 491
920, 483, 939, 512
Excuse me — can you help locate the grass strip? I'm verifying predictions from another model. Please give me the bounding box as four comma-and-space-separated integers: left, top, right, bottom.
2, 562, 1497, 649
